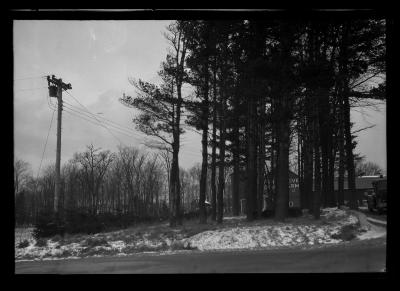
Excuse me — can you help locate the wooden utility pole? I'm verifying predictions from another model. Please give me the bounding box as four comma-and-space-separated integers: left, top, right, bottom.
47, 75, 72, 215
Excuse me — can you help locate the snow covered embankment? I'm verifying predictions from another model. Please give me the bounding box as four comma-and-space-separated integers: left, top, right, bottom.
15, 208, 385, 261
187, 208, 362, 251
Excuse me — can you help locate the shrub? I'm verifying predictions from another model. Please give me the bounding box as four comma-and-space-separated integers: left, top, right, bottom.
331, 224, 357, 241
17, 240, 30, 248
83, 237, 109, 247
52, 234, 64, 242
64, 210, 105, 235
33, 211, 65, 239
170, 240, 197, 251
35, 238, 47, 247
61, 249, 72, 257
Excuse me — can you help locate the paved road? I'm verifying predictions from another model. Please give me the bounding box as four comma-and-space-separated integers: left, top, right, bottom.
15, 238, 386, 274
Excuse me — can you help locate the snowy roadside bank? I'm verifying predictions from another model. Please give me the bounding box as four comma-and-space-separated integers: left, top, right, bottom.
188, 208, 359, 251
15, 207, 385, 262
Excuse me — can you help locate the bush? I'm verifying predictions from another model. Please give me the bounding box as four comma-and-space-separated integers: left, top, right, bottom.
64, 210, 105, 235
170, 240, 197, 251
83, 237, 109, 247
52, 234, 64, 242
331, 224, 358, 241
33, 211, 65, 239
17, 240, 30, 248
35, 238, 47, 247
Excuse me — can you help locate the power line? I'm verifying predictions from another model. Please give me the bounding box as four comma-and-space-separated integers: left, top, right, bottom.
62, 90, 175, 149
62, 91, 135, 146
62, 106, 144, 144
62, 103, 159, 148
62, 108, 127, 146
60, 89, 203, 158
63, 90, 149, 139
62, 100, 143, 137
14, 75, 47, 81
14, 87, 48, 92
61, 103, 202, 157
62, 103, 146, 142
36, 107, 56, 181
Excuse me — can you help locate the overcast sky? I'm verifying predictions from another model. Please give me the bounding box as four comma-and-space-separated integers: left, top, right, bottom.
13, 20, 386, 177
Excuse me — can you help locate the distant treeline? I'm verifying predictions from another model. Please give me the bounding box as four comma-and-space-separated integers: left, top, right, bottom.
14, 145, 233, 228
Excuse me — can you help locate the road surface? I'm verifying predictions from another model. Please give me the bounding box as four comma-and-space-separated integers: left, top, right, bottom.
15, 237, 386, 273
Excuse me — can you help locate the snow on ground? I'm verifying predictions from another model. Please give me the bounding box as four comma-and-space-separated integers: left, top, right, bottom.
15, 208, 384, 261
356, 223, 386, 240
187, 222, 344, 251
187, 208, 372, 251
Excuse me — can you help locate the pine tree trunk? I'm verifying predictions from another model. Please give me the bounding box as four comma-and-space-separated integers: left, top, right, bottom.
274, 104, 290, 221
344, 93, 357, 210
169, 157, 177, 227
257, 97, 266, 217
304, 138, 314, 212
232, 126, 240, 216
199, 59, 210, 224
328, 137, 336, 207
232, 93, 240, 216
339, 21, 357, 210
270, 101, 278, 213
246, 95, 257, 221
298, 129, 305, 209
319, 93, 330, 208
199, 99, 209, 224
211, 124, 217, 221
313, 101, 321, 219
217, 99, 226, 224
338, 96, 345, 207
210, 64, 217, 221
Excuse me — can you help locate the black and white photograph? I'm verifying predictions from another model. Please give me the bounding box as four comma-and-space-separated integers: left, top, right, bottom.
13, 9, 388, 274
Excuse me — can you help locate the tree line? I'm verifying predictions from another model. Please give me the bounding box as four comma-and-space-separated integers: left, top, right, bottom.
14, 146, 222, 227
120, 18, 385, 226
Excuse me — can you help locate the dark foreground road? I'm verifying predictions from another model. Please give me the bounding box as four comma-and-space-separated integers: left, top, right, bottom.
15, 238, 386, 274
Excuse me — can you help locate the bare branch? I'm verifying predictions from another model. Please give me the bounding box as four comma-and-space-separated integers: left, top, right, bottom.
351, 124, 376, 134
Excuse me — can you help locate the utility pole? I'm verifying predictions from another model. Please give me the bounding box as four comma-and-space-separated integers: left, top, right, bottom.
47, 75, 72, 215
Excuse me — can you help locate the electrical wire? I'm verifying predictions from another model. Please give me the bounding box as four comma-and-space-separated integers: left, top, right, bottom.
47, 86, 203, 158
62, 108, 128, 146
61, 105, 151, 145
35, 106, 56, 184
46, 88, 130, 146
62, 100, 143, 137
62, 106, 146, 145
14, 87, 48, 92
63, 92, 190, 153
63, 90, 149, 139
63, 91, 143, 146
63, 90, 204, 153
14, 75, 47, 81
